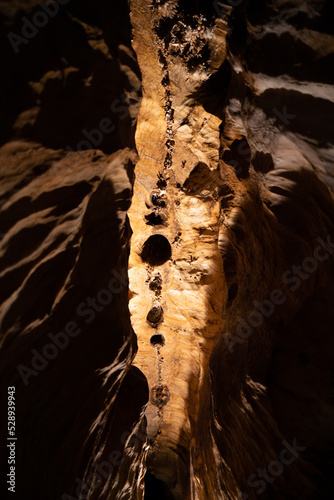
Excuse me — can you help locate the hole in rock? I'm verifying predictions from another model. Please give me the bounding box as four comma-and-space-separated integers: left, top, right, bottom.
161, 73, 170, 87
220, 194, 234, 210
253, 151, 274, 174
157, 176, 167, 189
151, 384, 170, 407
164, 152, 173, 169
151, 190, 166, 207
222, 138, 251, 179
149, 274, 162, 295
147, 305, 164, 326
145, 212, 166, 226
141, 235, 172, 266
144, 471, 174, 500
150, 334, 165, 346
219, 183, 233, 198
157, 49, 168, 70
166, 139, 175, 148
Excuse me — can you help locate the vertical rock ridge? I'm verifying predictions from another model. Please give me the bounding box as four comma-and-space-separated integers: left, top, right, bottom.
0, 1, 333, 499
128, 1, 228, 497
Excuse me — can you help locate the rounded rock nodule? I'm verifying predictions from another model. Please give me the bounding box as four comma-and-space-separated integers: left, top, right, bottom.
147, 304, 163, 327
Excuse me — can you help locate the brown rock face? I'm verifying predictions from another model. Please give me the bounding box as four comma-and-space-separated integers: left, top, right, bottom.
0, 1, 334, 500
127, 2, 228, 497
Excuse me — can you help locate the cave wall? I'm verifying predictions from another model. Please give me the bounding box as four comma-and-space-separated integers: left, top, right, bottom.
0, 1, 334, 499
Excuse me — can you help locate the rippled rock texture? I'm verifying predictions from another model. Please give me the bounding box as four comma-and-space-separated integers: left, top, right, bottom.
0, 1, 334, 499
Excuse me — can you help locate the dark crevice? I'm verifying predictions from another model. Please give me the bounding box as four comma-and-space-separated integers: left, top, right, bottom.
253, 151, 274, 174
141, 234, 172, 266
222, 138, 251, 179
157, 175, 167, 189
151, 384, 170, 407
193, 59, 232, 119
222, 250, 238, 285
151, 190, 166, 208
227, 282, 239, 304
144, 471, 174, 500
183, 162, 212, 194
149, 274, 162, 295
145, 212, 167, 226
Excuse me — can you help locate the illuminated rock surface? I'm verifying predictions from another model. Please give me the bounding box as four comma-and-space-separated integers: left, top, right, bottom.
0, 1, 334, 499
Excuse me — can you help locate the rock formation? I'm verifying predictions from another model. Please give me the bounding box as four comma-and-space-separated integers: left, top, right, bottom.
0, 1, 334, 499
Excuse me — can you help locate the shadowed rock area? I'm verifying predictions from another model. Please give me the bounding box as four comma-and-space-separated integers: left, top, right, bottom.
0, 1, 333, 499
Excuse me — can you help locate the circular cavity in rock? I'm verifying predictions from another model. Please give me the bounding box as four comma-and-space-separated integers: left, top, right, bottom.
150, 334, 165, 347
141, 234, 172, 266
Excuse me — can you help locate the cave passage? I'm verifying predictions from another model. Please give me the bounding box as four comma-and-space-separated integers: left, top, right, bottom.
144, 471, 174, 500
